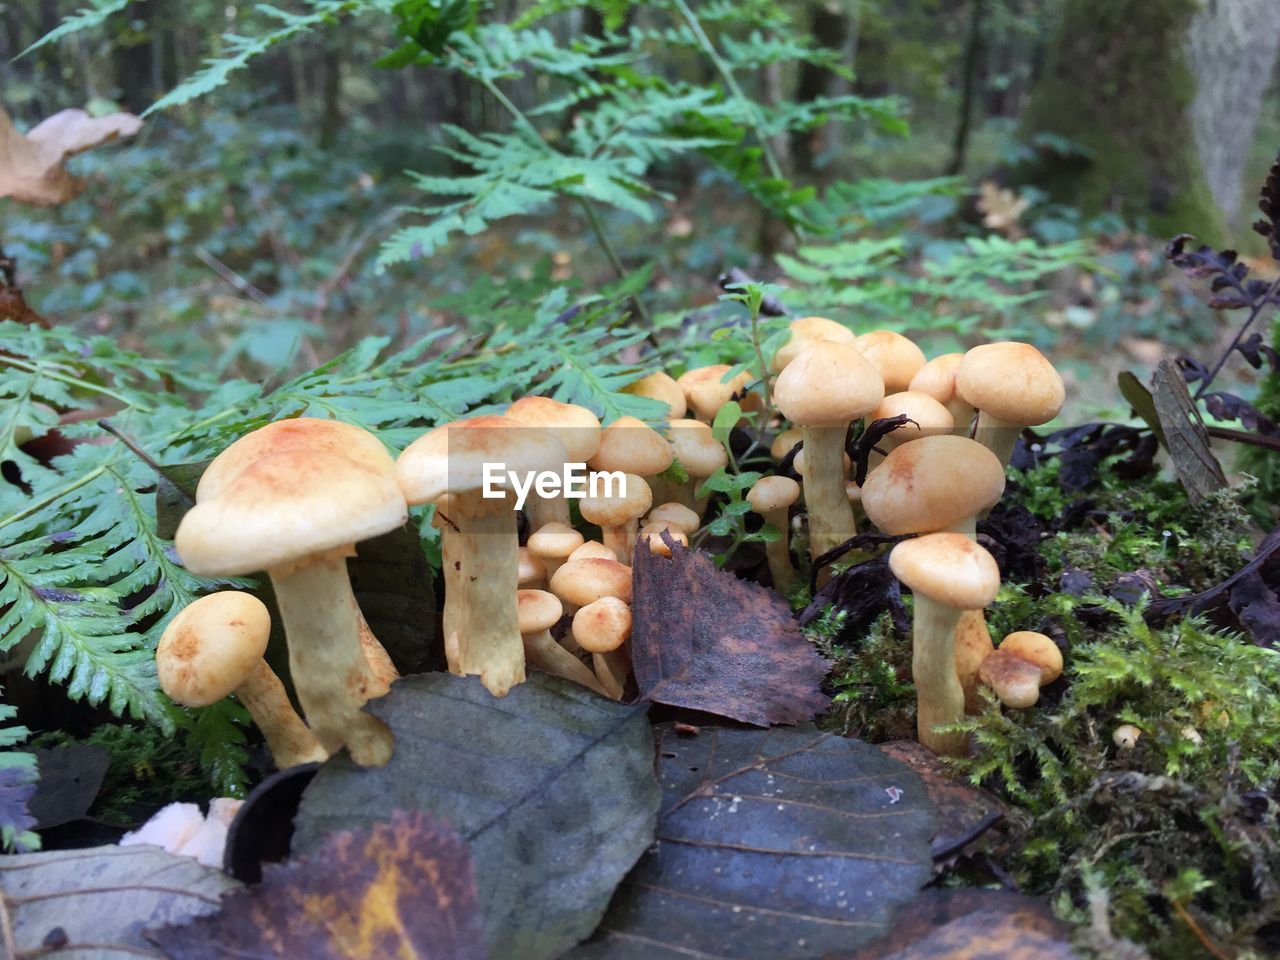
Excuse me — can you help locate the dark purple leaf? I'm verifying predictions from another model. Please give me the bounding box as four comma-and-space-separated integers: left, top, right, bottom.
0, 766, 37, 850
1202, 392, 1280, 436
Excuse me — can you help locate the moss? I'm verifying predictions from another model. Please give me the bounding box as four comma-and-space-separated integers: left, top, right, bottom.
1021, 0, 1223, 239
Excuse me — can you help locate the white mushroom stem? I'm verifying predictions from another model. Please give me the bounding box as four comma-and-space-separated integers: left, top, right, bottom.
911, 597, 968, 756
602, 520, 639, 564
800, 425, 857, 561
972, 412, 1022, 468
450, 488, 525, 697
268, 545, 394, 767
521, 629, 609, 696
527, 493, 570, 531
594, 648, 628, 700
439, 521, 465, 674
761, 506, 795, 594
234, 660, 328, 768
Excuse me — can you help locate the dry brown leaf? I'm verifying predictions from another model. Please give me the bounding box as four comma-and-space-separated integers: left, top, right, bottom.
976, 181, 1029, 235
1, 105, 142, 206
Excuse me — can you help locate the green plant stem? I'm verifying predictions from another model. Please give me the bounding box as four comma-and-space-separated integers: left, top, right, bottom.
669, 0, 785, 184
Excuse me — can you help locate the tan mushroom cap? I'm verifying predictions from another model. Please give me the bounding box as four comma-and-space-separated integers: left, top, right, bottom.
771, 316, 856, 371
573, 597, 632, 653
854, 331, 927, 394
774, 341, 884, 426
516, 589, 564, 634
157, 592, 271, 707
505, 396, 602, 462
394, 415, 567, 506
889, 533, 1000, 610
527, 521, 585, 561
999, 631, 1063, 683
517, 548, 546, 586
638, 522, 689, 556
956, 342, 1065, 426
678, 365, 754, 420
861, 435, 1005, 534
578, 474, 653, 527
623, 371, 687, 420
550, 558, 633, 606
770, 427, 803, 461
667, 419, 728, 478
909, 353, 964, 405
978, 650, 1044, 709
197, 418, 394, 502
868, 391, 954, 444
176, 449, 408, 577
647, 502, 700, 534
568, 540, 617, 562
588, 416, 674, 476
747, 475, 801, 514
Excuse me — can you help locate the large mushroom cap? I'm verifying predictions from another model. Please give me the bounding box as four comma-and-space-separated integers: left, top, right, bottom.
908, 353, 964, 404
774, 342, 884, 426
157, 592, 271, 707
623, 372, 687, 420
198, 418, 394, 502
771, 316, 856, 371
517, 589, 564, 634
861, 435, 1005, 534
854, 331, 927, 394
573, 597, 632, 652
956, 342, 1065, 426
867, 391, 954, 444
889, 533, 1000, 609
746, 475, 801, 514
550, 558, 633, 606
578, 474, 653, 527
505, 396, 602, 462
176, 450, 408, 576
677, 365, 754, 420
666, 419, 728, 478
588, 416, 674, 476
395, 415, 567, 506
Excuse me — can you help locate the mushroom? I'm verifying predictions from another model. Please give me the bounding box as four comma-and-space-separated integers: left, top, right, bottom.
157, 592, 327, 769
677, 364, 756, 422
863, 391, 954, 473
955, 610, 995, 713
770, 426, 803, 462
573, 596, 633, 700
517, 547, 547, 587
588, 415, 674, 490
853, 331, 927, 393
646, 502, 701, 536
956, 341, 1065, 467
549, 557, 633, 610
746, 476, 801, 593
773, 341, 884, 563
1113, 724, 1142, 749
175, 450, 405, 766
889, 533, 1001, 756
861, 435, 1005, 539
770, 316, 856, 372
516, 589, 609, 696
579, 473, 653, 563
637, 521, 689, 556
623, 371, 687, 419
527, 521, 585, 580
395, 415, 567, 698
909, 353, 974, 435
568, 539, 617, 562
977, 631, 1063, 709
505, 396, 602, 528
667, 418, 728, 510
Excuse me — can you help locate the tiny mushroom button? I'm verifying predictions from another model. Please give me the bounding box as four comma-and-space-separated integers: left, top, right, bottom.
517, 589, 608, 696
746, 475, 801, 593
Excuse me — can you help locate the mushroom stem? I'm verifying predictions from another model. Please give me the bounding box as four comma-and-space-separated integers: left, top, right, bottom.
800, 424, 857, 561
451, 488, 525, 697
439, 522, 465, 674
762, 507, 795, 593
268, 546, 394, 767
602, 520, 638, 564
912, 597, 968, 756
235, 661, 329, 768
527, 494, 570, 531
358, 615, 399, 697
521, 629, 609, 696
971, 411, 1021, 468
954, 609, 994, 714
594, 649, 628, 700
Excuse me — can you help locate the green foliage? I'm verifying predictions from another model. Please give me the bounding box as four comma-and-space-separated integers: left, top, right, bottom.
0, 698, 39, 852
697, 468, 775, 566
812, 611, 916, 742
17, 0, 133, 57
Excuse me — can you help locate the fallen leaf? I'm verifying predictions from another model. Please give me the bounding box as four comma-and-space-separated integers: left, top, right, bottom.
148, 810, 483, 960
1151, 360, 1226, 503
0, 845, 237, 957
293, 673, 660, 960
28, 744, 111, 829
565, 724, 937, 959
631, 539, 830, 725
0, 765, 38, 850
824, 888, 1078, 959
878, 741, 1003, 860
0, 105, 142, 206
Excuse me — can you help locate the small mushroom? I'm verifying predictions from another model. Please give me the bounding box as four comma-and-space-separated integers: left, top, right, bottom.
573, 596, 633, 699
638, 521, 689, 556
956, 341, 1065, 467
1113, 724, 1142, 749
517, 547, 547, 587
677, 364, 756, 422
588, 415, 674, 486
157, 592, 327, 769
909, 353, 974, 435
505, 396, 602, 528
889, 533, 1001, 756
854, 330, 927, 393
666, 418, 728, 510
516, 589, 608, 696
568, 540, 617, 562
770, 316, 856, 372
579, 473, 653, 563
770, 426, 803, 462
646, 502, 701, 536
954, 609, 994, 713
623, 371, 687, 419
549, 558, 633, 610
746, 476, 801, 593
528, 521, 585, 580
978, 631, 1063, 709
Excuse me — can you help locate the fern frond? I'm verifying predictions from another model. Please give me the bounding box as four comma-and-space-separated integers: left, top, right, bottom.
19, 0, 133, 57
0, 696, 37, 852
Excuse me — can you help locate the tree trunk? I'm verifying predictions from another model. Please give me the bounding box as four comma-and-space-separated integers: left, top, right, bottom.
947, 0, 985, 175
790, 1, 852, 175
1186, 0, 1280, 229
1021, 0, 1221, 238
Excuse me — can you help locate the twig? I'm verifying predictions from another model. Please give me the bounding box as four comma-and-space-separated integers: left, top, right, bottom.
1171, 899, 1232, 960
1194, 274, 1280, 401
1204, 425, 1280, 452
193, 247, 268, 304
